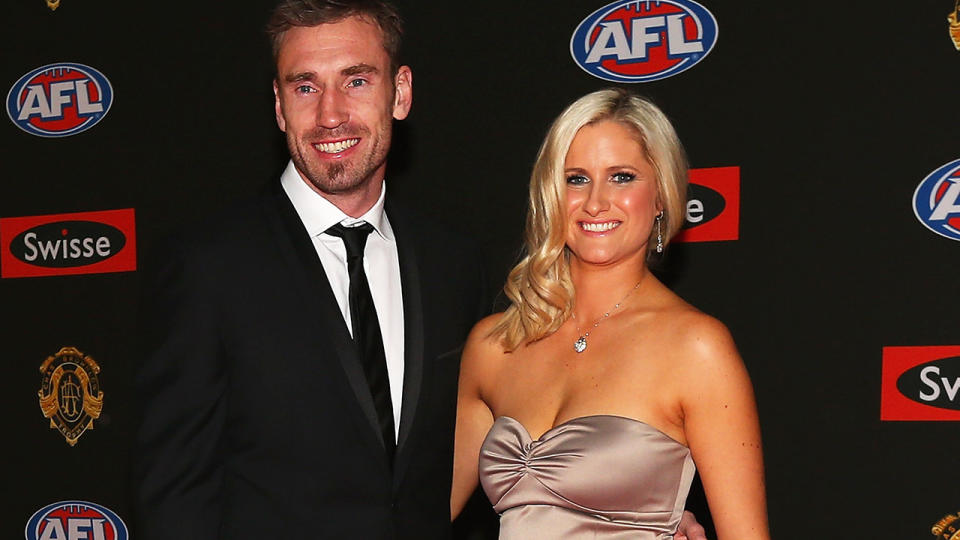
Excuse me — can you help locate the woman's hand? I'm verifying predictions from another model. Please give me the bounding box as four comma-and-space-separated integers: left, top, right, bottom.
675, 510, 708, 540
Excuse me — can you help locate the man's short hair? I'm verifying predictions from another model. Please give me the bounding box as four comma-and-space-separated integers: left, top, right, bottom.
266, 0, 404, 74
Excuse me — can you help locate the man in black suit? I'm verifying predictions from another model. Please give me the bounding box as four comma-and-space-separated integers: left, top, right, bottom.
132, 1, 488, 538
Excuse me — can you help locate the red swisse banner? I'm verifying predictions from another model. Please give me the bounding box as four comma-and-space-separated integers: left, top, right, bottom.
881, 345, 960, 421
674, 166, 740, 243
0, 208, 136, 278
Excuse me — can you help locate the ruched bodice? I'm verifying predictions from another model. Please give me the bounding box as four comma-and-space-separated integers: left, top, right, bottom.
479, 415, 696, 539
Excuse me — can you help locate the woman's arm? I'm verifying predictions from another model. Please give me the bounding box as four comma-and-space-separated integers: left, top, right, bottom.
679, 314, 770, 540
450, 316, 499, 519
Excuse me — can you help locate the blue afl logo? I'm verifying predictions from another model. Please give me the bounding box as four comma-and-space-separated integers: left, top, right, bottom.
571, 0, 718, 83
25, 500, 128, 540
913, 158, 960, 241
6, 63, 113, 137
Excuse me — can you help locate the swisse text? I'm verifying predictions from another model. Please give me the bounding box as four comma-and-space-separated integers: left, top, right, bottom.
896, 356, 960, 411
684, 183, 725, 228
23, 232, 110, 260
12, 221, 125, 268
918, 366, 960, 402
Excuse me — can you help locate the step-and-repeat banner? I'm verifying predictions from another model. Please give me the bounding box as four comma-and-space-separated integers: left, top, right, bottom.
3, 1, 958, 539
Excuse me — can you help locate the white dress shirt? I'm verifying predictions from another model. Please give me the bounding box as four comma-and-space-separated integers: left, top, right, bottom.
280, 161, 404, 440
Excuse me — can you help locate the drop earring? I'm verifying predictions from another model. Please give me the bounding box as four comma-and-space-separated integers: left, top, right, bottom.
655, 212, 664, 253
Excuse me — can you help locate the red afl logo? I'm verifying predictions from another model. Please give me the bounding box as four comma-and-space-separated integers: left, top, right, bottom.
6, 63, 113, 137
570, 0, 719, 83
24, 500, 128, 540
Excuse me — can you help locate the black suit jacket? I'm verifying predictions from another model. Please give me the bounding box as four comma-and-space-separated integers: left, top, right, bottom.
132, 182, 489, 539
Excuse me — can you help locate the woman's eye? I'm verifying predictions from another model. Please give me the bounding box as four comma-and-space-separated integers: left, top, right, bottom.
566, 175, 589, 186
612, 172, 636, 184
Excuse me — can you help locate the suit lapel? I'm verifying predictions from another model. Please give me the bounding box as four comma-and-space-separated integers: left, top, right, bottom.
387, 202, 425, 481
264, 183, 387, 454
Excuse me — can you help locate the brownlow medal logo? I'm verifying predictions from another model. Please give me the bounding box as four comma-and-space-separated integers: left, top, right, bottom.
38, 347, 104, 446
950, 0, 960, 50
932, 511, 960, 539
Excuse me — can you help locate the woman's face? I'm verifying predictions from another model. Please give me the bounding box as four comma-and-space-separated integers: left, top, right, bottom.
564, 120, 661, 268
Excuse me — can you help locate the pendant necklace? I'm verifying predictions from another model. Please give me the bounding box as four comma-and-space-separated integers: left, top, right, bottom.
572, 280, 642, 353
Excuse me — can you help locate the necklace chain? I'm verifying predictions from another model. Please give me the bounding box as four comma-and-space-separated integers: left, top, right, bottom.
572, 280, 642, 353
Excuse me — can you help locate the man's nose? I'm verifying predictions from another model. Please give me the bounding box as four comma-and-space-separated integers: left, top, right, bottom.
316, 88, 348, 129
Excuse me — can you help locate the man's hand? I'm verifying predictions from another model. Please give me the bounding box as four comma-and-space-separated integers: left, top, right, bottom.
675, 510, 708, 540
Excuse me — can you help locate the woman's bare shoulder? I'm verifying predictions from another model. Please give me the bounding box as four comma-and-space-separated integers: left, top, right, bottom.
658, 303, 742, 373
465, 312, 507, 349
460, 312, 511, 375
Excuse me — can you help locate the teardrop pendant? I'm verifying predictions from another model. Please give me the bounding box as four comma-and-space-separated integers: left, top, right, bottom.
574, 336, 587, 353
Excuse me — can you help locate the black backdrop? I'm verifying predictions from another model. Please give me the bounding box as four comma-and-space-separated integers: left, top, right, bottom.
3, 1, 959, 538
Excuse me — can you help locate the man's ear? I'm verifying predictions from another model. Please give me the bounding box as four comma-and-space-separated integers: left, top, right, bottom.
392, 66, 412, 120
273, 79, 286, 132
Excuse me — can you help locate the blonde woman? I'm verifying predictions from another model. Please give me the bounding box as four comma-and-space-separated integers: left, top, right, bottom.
451, 89, 769, 540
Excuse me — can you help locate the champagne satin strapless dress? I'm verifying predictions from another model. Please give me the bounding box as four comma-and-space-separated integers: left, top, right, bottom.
479, 415, 696, 539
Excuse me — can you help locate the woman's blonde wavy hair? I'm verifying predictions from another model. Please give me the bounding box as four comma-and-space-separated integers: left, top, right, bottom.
490, 88, 688, 351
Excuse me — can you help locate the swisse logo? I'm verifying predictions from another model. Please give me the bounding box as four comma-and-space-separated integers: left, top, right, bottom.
913, 158, 960, 241
570, 0, 718, 83
13, 221, 125, 267
25, 500, 128, 540
674, 166, 739, 243
7, 63, 113, 137
685, 182, 724, 226
881, 346, 960, 421
1, 209, 136, 278
897, 356, 960, 410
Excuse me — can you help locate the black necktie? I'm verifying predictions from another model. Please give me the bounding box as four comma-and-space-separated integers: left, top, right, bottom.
326, 222, 396, 462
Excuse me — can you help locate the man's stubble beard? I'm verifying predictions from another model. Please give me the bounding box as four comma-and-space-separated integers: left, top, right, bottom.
287, 124, 391, 197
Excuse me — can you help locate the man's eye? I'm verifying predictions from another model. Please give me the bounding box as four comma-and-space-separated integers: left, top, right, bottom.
347, 79, 367, 88
612, 172, 636, 184
566, 175, 589, 186
295, 85, 315, 94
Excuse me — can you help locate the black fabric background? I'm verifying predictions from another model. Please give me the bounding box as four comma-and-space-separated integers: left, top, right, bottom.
2, 1, 958, 538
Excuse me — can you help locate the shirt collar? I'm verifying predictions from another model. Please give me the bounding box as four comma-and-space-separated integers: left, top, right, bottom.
280, 160, 394, 241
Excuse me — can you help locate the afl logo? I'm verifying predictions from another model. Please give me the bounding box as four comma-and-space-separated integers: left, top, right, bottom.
913, 158, 960, 241
25, 500, 128, 540
570, 0, 718, 83
6, 63, 113, 137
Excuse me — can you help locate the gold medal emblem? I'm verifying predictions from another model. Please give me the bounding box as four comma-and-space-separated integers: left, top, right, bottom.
950, 0, 960, 50
933, 511, 960, 540
37, 347, 104, 446
46, 0, 60, 11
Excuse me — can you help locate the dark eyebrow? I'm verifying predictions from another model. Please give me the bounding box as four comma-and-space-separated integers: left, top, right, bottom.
341, 63, 379, 77
282, 64, 379, 84
284, 71, 316, 83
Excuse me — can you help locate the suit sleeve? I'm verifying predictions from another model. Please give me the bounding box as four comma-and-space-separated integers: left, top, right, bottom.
131, 234, 229, 538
